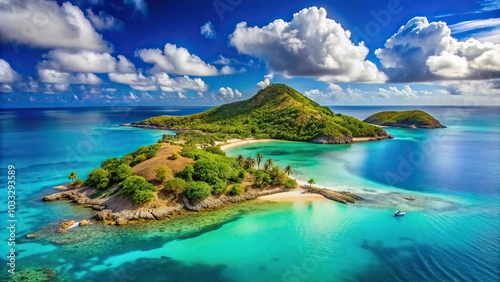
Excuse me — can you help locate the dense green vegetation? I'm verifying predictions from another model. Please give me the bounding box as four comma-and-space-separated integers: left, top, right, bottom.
69, 179, 84, 188
121, 144, 162, 166
140, 84, 387, 143
82, 138, 297, 205
170, 146, 296, 203
164, 178, 187, 195
83, 143, 162, 203
229, 184, 243, 196
85, 168, 110, 190
185, 181, 212, 202
364, 110, 445, 128
159, 131, 240, 147
155, 165, 170, 183
120, 176, 157, 204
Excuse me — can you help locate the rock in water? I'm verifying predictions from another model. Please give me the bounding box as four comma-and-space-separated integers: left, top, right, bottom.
79, 219, 91, 226
57, 220, 76, 233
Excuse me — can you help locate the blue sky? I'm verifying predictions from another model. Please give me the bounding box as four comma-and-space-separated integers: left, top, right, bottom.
0, 0, 499, 107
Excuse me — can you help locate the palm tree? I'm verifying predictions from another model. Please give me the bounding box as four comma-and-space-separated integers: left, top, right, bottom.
284, 165, 293, 176
68, 172, 78, 183
263, 162, 270, 171
307, 178, 315, 188
256, 153, 263, 169
245, 157, 256, 169
265, 159, 274, 171
236, 155, 245, 167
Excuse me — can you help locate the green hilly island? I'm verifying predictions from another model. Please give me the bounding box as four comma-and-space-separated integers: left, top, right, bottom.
364, 110, 445, 128
136, 84, 390, 144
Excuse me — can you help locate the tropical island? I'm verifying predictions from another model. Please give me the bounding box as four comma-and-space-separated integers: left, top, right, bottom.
133, 84, 391, 144
43, 84, 388, 228
364, 110, 446, 128
43, 142, 361, 227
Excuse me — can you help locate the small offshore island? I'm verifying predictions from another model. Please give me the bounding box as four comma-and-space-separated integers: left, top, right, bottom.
364, 110, 446, 128
44, 84, 395, 229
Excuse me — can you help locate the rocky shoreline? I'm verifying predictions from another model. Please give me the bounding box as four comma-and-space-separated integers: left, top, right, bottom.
43, 185, 362, 227
302, 186, 363, 203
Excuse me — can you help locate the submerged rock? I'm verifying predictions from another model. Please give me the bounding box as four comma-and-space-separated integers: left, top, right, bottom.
114, 217, 128, 226
94, 209, 113, 221
8, 267, 57, 282
26, 231, 46, 239
79, 219, 91, 226
57, 220, 76, 233
304, 186, 362, 204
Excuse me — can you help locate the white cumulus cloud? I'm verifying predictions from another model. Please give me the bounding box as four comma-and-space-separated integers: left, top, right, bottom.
108, 72, 156, 91
108, 72, 209, 93
440, 80, 500, 96
38, 69, 102, 84
0, 59, 20, 83
229, 7, 387, 83
220, 65, 237, 75
214, 55, 231, 65
44, 83, 69, 94
0, 84, 13, 93
375, 17, 500, 82
156, 73, 209, 93
219, 87, 243, 99
305, 83, 356, 100
0, 0, 110, 51
136, 43, 219, 76
378, 85, 423, 99
257, 74, 273, 89
128, 92, 138, 100
86, 9, 124, 30
200, 21, 217, 39
38, 50, 136, 74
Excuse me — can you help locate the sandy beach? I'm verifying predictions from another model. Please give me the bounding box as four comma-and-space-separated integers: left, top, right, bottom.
220, 138, 282, 150
353, 136, 388, 142
220, 137, 387, 150
257, 189, 328, 202
220, 139, 362, 204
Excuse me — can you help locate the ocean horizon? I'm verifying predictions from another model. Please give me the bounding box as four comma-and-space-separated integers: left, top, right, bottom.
1, 105, 498, 281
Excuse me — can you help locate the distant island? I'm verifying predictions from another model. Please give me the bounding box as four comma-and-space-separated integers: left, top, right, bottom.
364, 110, 446, 128
133, 84, 391, 144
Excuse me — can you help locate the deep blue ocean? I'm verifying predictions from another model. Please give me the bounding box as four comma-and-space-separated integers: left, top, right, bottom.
0, 106, 499, 281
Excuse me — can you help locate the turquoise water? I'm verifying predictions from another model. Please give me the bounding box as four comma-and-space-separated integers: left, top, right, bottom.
1, 106, 499, 281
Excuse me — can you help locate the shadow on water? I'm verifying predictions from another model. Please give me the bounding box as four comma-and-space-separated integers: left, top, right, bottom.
74, 256, 234, 282
6, 200, 280, 281
355, 239, 500, 282
2, 256, 234, 282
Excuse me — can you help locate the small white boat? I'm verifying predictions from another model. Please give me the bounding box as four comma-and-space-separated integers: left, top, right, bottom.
394, 211, 406, 217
